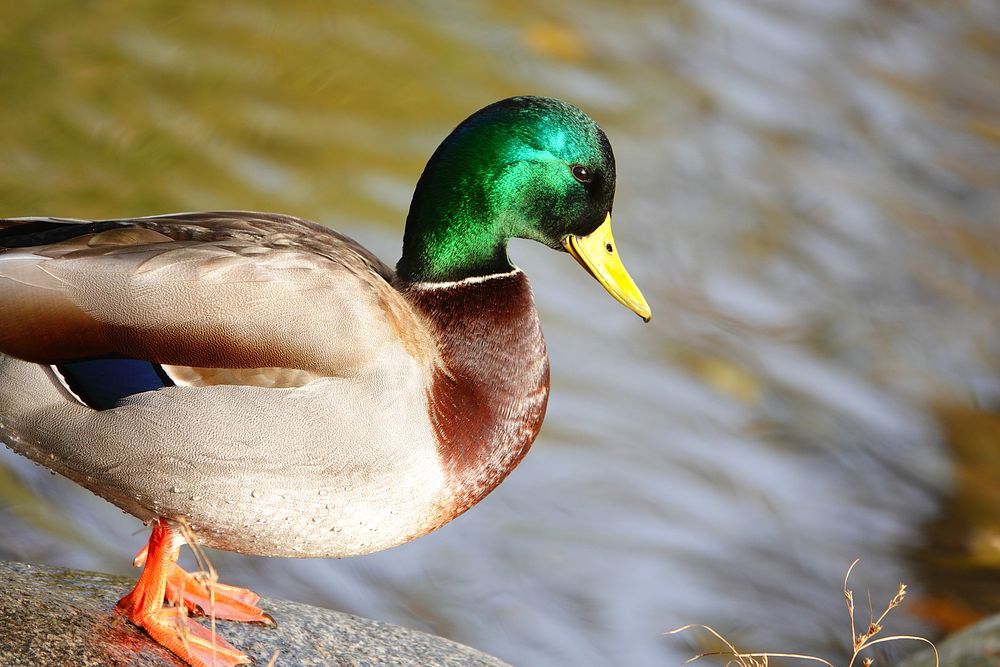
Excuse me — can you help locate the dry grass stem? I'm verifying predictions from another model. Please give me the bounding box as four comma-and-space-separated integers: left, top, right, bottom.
667, 624, 836, 667
174, 517, 226, 666
669, 560, 939, 667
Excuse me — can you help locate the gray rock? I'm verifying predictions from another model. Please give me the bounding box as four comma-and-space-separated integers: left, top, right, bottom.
0, 560, 510, 667
900, 614, 1000, 667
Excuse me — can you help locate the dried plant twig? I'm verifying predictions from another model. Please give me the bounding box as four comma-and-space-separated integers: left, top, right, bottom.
174, 518, 225, 665
669, 560, 939, 667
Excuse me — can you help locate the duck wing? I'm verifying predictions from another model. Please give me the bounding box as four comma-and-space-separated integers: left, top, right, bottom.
0, 212, 431, 379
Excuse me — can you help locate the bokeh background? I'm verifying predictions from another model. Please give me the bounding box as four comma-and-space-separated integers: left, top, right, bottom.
2, 2, 999, 665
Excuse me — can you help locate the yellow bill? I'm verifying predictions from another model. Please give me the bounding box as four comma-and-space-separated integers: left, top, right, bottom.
563, 213, 651, 322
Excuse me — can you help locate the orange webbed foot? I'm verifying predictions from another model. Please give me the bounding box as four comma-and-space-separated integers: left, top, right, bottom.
165, 565, 274, 625
129, 605, 251, 667
118, 518, 270, 667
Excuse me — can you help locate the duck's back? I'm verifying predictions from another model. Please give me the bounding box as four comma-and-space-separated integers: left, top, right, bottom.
0, 212, 423, 376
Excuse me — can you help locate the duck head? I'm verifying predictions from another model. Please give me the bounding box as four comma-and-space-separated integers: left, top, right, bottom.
397, 96, 650, 321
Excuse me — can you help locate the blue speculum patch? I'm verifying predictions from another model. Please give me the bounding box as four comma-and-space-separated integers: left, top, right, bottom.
55, 357, 174, 410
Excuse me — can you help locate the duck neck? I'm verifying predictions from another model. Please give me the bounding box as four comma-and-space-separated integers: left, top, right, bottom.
405, 270, 550, 519
395, 112, 517, 284
396, 206, 512, 284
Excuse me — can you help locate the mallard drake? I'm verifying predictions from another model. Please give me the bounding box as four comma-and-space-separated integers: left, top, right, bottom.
0, 96, 649, 666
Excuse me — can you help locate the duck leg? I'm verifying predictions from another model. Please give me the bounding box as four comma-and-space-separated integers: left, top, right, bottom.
116, 518, 265, 667
133, 541, 274, 624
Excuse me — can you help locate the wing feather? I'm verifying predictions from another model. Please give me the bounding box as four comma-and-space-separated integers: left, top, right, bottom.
0, 212, 434, 379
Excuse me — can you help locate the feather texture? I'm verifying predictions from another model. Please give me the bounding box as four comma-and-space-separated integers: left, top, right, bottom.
0, 212, 548, 557
0, 212, 434, 379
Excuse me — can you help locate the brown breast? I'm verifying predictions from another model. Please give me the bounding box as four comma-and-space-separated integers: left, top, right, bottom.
405, 270, 550, 524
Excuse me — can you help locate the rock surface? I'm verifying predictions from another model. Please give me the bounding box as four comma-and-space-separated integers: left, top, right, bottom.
900, 613, 1000, 667
0, 560, 510, 667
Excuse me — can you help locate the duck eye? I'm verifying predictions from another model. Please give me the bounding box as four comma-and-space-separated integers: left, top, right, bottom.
571, 164, 592, 184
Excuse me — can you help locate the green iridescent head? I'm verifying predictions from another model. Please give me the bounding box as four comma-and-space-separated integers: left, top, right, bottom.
398, 96, 614, 280
398, 96, 650, 320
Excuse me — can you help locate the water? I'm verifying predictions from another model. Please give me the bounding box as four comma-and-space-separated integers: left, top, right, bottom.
1, 2, 999, 665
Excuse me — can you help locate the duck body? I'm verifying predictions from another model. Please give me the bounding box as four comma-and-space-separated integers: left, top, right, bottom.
0, 211, 549, 557
0, 96, 649, 666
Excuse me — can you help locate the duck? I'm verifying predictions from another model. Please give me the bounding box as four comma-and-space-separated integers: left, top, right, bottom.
0, 96, 650, 666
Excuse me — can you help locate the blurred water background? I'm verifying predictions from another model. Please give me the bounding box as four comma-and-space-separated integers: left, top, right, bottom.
2, 2, 999, 665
